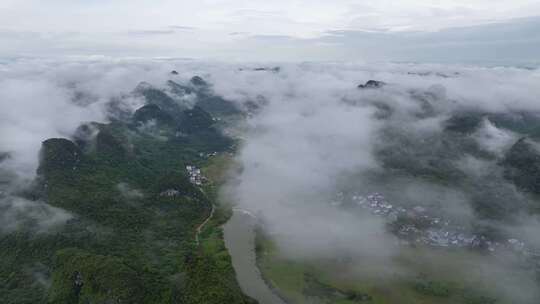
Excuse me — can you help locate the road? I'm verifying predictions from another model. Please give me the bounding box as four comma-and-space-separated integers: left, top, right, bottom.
195, 203, 215, 246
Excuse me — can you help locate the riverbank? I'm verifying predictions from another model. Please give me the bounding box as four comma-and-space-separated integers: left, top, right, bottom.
253, 230, 507, 304
223, 210, 287, 304
179, 155, 257, 304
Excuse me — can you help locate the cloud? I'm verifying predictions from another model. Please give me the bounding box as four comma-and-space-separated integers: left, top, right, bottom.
1, 58, 540, 300
127, 30, 176, 36
0, 196, 73, 234
246, 34, 297, 41
211, 62, 540, 301
318, 17, 540, 64
117, 182, 144, 200
0, 58, 175, 179
229, 32, 249, 36
472, 119, 517, 156
168, 25, 197, 31
1, 0, 539, 62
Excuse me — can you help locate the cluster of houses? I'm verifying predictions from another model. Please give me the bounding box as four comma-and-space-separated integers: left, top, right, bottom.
199, 151, 219, 159
352, 193, 403, 219
186, 165, 205, 186
160, 189, 180, 197
159, 165, 206, 197
158, 165, 206, 197
330, 192, 536, 257
413, 227, 497, 250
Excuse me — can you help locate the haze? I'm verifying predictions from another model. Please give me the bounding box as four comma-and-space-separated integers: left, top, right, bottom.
1, 1, 539, 63
1, 1, 540, 304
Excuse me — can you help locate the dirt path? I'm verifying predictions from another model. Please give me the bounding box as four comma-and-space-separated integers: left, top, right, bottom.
195, 203, 215, 246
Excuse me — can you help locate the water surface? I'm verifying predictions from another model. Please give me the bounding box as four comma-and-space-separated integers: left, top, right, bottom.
223, 210, 286, 304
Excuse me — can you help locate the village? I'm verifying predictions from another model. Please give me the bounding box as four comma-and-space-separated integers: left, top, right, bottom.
159, 165, 207, 198
186, 165, 205, 186
330, 191, 536, 257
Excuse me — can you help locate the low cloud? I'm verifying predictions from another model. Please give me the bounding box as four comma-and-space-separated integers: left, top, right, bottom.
0, 196, 73, 234
168, 25, 197, 31
1, 58, 540, 300
127, 30, 176, 36
0, 58, 174, 179
214, 62, 540, 302
117, 182, 144, 200
472, 119, 517, 156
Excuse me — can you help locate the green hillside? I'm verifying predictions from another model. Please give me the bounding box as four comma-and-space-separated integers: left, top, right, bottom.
0, 78, 253, 304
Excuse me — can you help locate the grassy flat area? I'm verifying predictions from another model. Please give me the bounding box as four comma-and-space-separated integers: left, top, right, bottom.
255, 231, 505, 304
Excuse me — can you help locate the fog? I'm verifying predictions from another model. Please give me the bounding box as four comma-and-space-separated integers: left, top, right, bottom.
0, 58, 174, 233
214, 63, 540, 302
1, 58, 540, 301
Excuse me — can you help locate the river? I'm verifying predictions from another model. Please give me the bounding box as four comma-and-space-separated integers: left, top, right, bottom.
223, 209, 286, 304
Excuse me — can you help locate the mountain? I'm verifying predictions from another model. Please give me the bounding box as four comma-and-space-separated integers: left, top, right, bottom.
503, 137, 540, 195
0, 77, 254, 304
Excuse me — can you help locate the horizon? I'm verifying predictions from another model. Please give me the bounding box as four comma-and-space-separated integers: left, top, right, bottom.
2, 2, 540, 304
1, 1, 539, 63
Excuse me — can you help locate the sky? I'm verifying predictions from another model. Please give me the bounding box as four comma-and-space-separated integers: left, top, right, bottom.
1, 0, 540, 62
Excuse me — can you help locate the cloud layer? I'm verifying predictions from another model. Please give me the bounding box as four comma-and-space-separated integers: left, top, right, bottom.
1, 1, 539, 62
214, 62, 540, 302
1, 58, 540, 301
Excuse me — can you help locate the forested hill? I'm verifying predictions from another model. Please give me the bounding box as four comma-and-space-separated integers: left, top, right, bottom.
0, 75, 256, 304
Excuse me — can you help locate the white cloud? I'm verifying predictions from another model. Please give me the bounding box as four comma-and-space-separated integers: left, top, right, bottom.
1, 58, 540, 300
216, 62, 540, 302
0, 196, 73, 234
2, 0, 539, 34
0, 1, 539, 62
0, 59, 171, 178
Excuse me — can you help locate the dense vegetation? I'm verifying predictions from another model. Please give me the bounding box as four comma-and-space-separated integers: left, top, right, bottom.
0, 76, 255, 304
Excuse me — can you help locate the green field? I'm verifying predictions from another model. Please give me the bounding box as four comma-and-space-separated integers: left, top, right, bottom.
255, 230, 505, 304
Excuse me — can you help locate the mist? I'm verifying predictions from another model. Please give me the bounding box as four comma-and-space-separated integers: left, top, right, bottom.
214, 63, 540, 302
1, 58, 540, 301
0, 58, 187, 234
